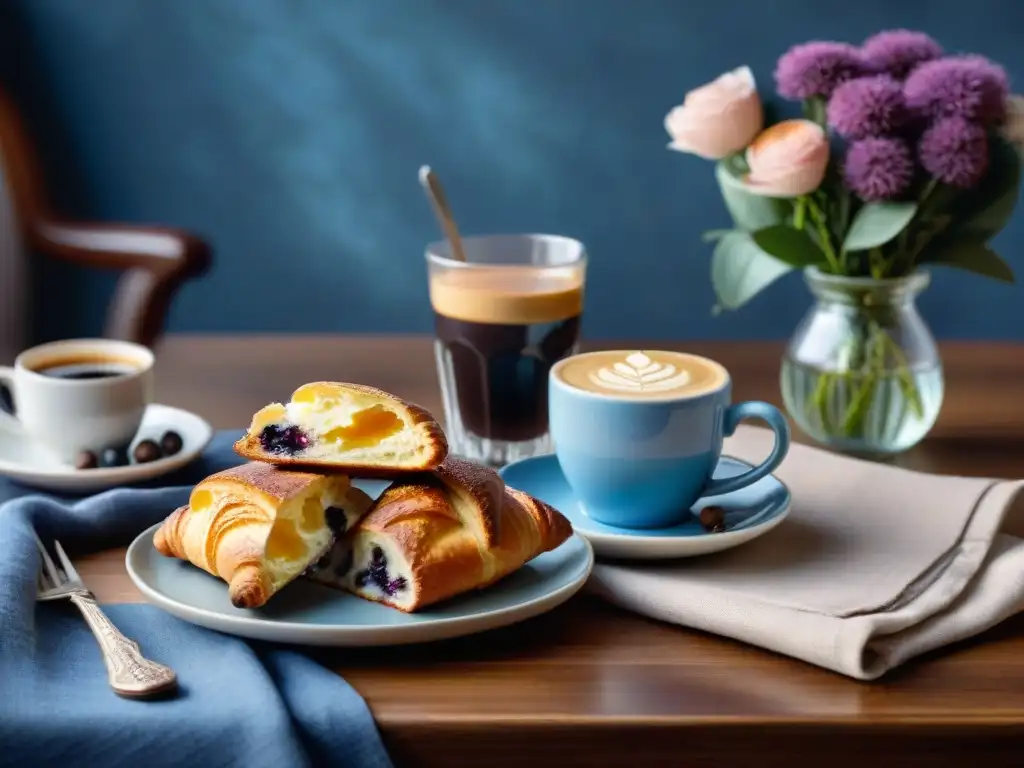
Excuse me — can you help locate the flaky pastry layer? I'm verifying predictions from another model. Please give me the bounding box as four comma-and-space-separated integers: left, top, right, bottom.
154, 462, 373, 608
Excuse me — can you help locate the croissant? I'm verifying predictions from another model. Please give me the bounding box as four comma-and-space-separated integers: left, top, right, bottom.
154, 462, 373, 608
307, 457, 573, 612
233, 381, 448, 474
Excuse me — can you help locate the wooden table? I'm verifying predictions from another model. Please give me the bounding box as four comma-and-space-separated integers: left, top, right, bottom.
79, 335, 1024, 767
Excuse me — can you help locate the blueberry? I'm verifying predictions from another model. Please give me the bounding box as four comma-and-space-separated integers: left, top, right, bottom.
160, 430, 183, 456
281, 426, 309, 451
259, 424, 311, 455
372, 565, 393, 590
100, 446, 129, 468
74, 450, 98, 470
354, 569, 370, 588
325, 507, 348, 537
259, 424, 282, 449
371, 546, 385, 564
133, 439, 162, 464
258, 425, 284, 452
385, 577, 407, 595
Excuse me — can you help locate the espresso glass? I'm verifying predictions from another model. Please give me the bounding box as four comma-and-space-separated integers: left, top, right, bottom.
426, 234, 587, 467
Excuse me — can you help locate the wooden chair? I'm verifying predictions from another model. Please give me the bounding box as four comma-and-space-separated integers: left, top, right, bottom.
0, 87, 211, 364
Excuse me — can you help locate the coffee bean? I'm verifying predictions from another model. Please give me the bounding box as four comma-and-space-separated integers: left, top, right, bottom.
160, 430, 183, 456
699, 505, 726, 532
74, 450, 98, 470
133, 439, 162, 464
100, 446, 129, 468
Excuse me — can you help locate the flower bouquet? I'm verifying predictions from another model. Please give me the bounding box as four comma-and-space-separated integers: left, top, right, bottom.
665, 30, 1021, 455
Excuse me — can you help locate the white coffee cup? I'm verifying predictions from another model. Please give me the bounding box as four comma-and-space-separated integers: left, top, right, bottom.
0, 338, 154, 464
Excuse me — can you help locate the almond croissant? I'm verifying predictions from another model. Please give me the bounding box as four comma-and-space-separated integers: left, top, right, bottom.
308, 456, 573, 612
154, 462, 373, 608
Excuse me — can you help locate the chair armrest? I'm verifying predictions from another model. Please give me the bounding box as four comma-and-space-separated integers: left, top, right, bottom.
0, 86, 212, 348
29, 218, 212, 347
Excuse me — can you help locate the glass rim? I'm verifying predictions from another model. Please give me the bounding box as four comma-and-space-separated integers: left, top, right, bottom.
804, 266, 930, 289
424, 233, 587, 270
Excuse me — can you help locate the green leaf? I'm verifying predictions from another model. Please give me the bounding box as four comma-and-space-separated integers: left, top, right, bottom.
751, 224, 827, 267
925, 236, 1015, 283
711, 231, 794, 310
701, 229, 732, 243
955, 135, 1022, 240
714, 160, 790, 232
842, 201, 918, 252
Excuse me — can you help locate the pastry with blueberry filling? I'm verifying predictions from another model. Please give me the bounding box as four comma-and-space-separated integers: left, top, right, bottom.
307, 457, 573, 612
233, 382, 448, 474
153, 462, 373, 608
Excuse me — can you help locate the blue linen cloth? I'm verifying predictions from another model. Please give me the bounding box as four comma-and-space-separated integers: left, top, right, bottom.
0, 431, 394, 768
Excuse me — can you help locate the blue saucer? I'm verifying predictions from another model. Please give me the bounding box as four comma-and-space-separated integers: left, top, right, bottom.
500, 454, 791, 560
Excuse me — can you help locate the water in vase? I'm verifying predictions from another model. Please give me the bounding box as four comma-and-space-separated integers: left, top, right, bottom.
780, 356, 944, 456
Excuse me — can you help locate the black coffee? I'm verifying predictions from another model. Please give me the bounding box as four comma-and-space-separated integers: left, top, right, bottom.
434, 313, 581, 442
35, 362, 136, 380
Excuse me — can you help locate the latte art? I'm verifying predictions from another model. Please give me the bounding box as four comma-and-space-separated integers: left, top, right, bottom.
555, 349, 729, 399
588, 352, 692, 393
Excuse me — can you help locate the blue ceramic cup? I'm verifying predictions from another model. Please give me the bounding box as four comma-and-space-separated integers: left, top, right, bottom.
549, 350, 790, 529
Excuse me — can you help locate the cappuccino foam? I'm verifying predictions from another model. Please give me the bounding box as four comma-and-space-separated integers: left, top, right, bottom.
555, 350, 728, 398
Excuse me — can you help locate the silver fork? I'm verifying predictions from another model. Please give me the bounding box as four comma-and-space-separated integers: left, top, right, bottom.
34, 533, 178, 698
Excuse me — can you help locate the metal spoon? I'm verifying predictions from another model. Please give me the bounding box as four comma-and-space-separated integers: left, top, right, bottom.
418, 165, 468, 262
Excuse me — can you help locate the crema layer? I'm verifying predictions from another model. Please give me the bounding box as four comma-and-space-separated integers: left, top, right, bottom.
429, 267, 583, 325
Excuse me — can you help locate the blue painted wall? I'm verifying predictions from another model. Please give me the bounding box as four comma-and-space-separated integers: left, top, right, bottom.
4, 0, 1023, 341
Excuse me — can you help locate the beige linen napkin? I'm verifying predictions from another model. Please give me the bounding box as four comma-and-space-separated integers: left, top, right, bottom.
588, 426, 1024, 680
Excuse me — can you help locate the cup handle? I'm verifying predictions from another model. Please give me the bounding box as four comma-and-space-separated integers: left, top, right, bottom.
0, 366, 21, 434
701, 401, 790, 498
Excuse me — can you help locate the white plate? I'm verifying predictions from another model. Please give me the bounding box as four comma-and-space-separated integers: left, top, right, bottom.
126, 520, 594, 647
0, 404, 213, 493
500, 454, 792, 560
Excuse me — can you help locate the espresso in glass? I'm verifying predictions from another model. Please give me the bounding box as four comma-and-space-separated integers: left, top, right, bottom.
427, 235, 587, 467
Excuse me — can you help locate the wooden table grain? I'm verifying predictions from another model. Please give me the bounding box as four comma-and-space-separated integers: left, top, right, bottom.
77, 335, 1024, 768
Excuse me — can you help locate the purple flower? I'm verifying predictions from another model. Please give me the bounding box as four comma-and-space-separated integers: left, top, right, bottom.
844, 137, 915, 200
904, 55, 1009, 125
918, 116, 989, 188
775, 41, 866, 100
828, 75, 910, 139
861, 30, 943, 79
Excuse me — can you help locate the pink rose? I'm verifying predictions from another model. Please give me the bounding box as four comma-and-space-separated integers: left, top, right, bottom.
664, 66, 763, 160
744, 119, 829, 197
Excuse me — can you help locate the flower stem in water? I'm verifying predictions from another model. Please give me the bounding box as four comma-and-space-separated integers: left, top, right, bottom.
805, 323, 925, 441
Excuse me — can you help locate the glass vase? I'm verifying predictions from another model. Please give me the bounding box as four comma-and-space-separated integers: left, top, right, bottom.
780, 267, 944, 457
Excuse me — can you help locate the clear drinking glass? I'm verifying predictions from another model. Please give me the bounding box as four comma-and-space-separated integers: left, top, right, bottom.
426, 234, 587, 467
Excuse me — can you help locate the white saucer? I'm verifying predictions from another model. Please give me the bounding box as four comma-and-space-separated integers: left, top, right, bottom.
500, 454, 792, 560
0, 404, 213, 494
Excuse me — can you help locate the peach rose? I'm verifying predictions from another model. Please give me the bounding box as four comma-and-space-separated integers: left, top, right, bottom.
664, 66, 763, 160
744, 119, 829, 197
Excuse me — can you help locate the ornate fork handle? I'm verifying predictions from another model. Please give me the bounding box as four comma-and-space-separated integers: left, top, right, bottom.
69, 593, 178, 698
